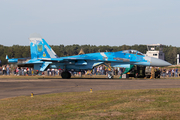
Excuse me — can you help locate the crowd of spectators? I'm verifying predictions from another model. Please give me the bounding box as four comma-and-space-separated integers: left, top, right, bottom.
91, 65, 124, 76
0, 65, 41, 76
161, 68, 179, 77
0, 64, 179, 78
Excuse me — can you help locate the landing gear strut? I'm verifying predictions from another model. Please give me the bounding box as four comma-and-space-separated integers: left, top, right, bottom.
107, 71, 113, 79
61, 71, 71, 79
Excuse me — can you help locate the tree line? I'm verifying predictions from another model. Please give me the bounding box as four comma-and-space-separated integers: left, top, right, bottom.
0, 44, 179, 65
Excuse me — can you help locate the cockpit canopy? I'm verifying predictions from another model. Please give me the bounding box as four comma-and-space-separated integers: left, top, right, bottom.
122, 50, 144, 55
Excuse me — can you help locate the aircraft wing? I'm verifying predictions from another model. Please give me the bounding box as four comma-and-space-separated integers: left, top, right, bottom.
38, 57, 131, 68
39, 57, 92, 62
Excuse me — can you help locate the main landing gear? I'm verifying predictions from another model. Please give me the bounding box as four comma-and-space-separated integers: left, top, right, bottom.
61, 71, 71, 79
107, 71, 113, 79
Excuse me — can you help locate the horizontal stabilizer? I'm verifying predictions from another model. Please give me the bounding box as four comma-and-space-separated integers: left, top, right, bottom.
8, 58, 18, 63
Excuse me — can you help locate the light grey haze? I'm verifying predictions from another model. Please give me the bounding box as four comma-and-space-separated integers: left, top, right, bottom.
0, 0, 180, 46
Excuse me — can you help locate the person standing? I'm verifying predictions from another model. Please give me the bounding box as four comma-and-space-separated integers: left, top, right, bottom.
175, 68, 178, 77
168, 69, 171, 77
2, 65, 5, 75
16, 67, 19, 76
172, 68, 174, 77
6, 64, 10, 75
151, 67, 155, 79
163, 68, 166, 77
97, 66, 99, 75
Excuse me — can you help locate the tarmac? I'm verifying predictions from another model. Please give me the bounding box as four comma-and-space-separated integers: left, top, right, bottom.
1, 78, 180, 99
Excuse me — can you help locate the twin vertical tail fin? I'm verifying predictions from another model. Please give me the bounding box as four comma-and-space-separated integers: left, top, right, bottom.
29, 33, 58, 59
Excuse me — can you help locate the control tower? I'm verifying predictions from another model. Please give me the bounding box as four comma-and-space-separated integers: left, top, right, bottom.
146, 44, 164, 60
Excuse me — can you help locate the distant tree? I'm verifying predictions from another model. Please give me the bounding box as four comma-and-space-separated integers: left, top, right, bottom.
0, 43, 179, 65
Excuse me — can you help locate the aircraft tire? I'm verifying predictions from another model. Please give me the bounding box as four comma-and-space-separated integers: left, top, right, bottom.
61, 71, 71, 79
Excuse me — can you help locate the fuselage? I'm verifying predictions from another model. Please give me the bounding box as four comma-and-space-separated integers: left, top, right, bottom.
38, 50, 162, 71
8, 49, 172, 71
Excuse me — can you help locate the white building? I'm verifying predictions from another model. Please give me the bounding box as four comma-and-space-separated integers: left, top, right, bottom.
146, 44, 164, 60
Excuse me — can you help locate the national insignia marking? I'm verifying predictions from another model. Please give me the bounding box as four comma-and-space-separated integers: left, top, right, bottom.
37, 44, 43, 52
43, 52, 46, 57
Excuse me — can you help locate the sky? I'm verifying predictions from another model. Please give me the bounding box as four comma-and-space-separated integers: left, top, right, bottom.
0, 0, 180, 47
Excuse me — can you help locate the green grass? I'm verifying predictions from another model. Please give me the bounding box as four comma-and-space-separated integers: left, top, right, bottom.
1, 88, 180, 119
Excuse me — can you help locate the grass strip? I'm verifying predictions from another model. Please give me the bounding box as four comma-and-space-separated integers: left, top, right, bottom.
1, 88, 180, 119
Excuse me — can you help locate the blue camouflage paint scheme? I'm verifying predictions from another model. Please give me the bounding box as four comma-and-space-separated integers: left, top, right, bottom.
30, 39, 56, 59
6, 34, 171, 71
28, 41, 151, 71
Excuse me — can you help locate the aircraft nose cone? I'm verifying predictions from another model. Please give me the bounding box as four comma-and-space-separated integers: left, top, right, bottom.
150, 57, 172, 67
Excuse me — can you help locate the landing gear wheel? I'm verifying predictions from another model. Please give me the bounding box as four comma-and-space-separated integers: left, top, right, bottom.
61, 71, 71, 79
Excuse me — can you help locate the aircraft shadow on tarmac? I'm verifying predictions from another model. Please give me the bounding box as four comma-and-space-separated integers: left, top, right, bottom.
38, 77, 114, 79
37, 77, 161, 80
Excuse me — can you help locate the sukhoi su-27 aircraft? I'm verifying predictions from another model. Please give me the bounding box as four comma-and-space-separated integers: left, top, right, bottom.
6, 33, 172, 79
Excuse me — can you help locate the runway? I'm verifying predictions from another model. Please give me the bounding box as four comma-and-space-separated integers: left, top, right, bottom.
1, 78, 180, 99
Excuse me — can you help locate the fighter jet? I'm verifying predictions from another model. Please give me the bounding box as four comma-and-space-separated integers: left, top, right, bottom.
6, 33, 172, 78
